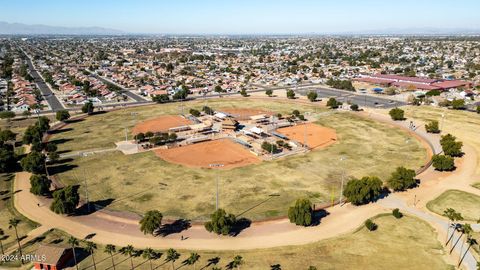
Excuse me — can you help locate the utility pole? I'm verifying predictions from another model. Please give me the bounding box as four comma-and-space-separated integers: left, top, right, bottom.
339, 156, 347, 205
303, 123, 308, 149
83, 169, 90, 213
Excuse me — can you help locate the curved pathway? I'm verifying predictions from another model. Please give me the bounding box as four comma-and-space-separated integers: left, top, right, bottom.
12, 100, 480, 269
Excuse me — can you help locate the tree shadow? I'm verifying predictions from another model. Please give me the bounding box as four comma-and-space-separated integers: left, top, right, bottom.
57, 150, 71, 155
48, 128, 73, 135
64, 248, 89, 268
47, 164, 78, 175
156, 219, 191, 237
48, 138, 73, 145
90, 111, 107, 116
199, 257, 220, 270
229, 217, 252, 236
53, 158, 74, 165
66, 118, 84, 124
311, 209, 330, 226
75, 198, 115, 216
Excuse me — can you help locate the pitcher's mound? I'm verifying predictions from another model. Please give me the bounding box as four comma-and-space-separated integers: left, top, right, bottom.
154, 139, 261, 169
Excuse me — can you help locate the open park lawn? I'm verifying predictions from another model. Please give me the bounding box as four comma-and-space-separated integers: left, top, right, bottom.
48, 99, 427, 220
6, 215, 450, 270
427, 190, 480, 221
0, 173, 38, 254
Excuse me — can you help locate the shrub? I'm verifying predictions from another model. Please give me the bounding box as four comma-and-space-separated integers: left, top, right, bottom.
364, 219, 377, 231
440, 134, 463, 157
307, 91, 318, 102
189, 108, 201, 117
288, 198, 313, 226
286, 89, 295, 99
451, 99, 465, 110
389, 108, 405, 121
152, 94, 170, 103
392, 208, 403, 219
55, 110, 70, 122
326, 98, 341, 109
432, 155, 455, 171
425, 120, 440, 133
350, 104, 359, 111
265, 89, 273, 97
81, 101, 94, 114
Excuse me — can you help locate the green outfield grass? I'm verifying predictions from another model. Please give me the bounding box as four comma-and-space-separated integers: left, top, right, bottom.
2, 215, 451, 270
48, 99, 427, 220
426, 190, 480, 221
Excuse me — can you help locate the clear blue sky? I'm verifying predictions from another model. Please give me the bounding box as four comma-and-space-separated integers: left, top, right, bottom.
2, 0, 480, 34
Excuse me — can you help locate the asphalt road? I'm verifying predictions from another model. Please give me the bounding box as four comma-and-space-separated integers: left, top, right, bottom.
85, 70, 148, 102
298, 87, 405, 109
24, 54, 65, 111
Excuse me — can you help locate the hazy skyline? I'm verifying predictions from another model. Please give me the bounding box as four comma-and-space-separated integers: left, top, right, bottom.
2, 0, 480, 34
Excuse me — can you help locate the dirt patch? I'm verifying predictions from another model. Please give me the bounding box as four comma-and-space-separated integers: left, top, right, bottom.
219, 108, 274, 121
132, 115, 192, 135
154, 139, 261, 169
277, 123, 337, 149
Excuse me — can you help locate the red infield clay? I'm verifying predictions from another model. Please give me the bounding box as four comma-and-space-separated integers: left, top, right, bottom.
154, 139, 261, 169
277, 123, 337, 149
219, 108, 273, 120
132, 115, 192, 135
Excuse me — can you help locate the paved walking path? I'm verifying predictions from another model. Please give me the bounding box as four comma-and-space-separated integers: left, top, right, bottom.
10, 101, 480, 269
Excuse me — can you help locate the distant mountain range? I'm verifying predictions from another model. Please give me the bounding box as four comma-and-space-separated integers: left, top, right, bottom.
340, 27, 480, 36
0, 21, 124, 35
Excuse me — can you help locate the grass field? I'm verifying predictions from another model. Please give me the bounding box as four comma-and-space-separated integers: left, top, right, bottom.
426, 190, 480, 221
0, 115, 56, 139
48, 99, 427, 220
2, 215, 452, 270
0, 173, 38, 253
399, 106, 480, 174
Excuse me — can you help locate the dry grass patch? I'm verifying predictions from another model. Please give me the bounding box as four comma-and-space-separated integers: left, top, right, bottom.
426, 190, 480, 221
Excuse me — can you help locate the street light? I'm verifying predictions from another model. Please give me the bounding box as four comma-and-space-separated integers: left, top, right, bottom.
209, 163, 224, 210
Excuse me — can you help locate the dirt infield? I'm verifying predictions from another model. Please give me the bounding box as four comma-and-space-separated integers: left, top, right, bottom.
220, 108, 273, 120
277, 123, 337, 149
132, 115, 192, 135
154, 139, 261, 169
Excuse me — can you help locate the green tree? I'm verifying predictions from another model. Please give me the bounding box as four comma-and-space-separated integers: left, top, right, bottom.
173, 89, 189, 100
451, 99, 465, 110
29, 174, 51, 195
68, 236, 80, 270
240, 89, 248, 97
0, 228, 6, 255
265, 89, 273, 97
287, 198, 313, 226
0, 146, 16, 173
326, 98, 341, 109
476, 106, 480, 114
387, 167, 416, 191
443, 208, 463, 245
186, 252, 200, 270
271, 264, 282, 270
0, 111, 15, 120
20, 151, 46, 174
9, 219, 23, 264
232, 255, 244, 270
55, 110, 71, 122
22, 125, 42, 145
152, 94, 170, 103
0, 129, 16, 142
364, 219, 377, 231
204, 208, 236, 235
261, 141, 278, 153
82, 101, 95, 115
350, 104, 359, 111
142, 248, 156, 270
189, 109, 201, 117
440, 134, 463, 157
307, 91, 318, 102
50, 185, 80, 214
286, 89, 295, 99
139, 210, 163, 235
425, 120, 440, 133
343, 176, 383, 205
432, 155, 455, 171
392, 208, 403, 219
104, 244, 116, 270
166, 248, 180, 270
389, 108, 405, 121
120, 245, 135, 270
214, 85, 223, 93
85, 241, 97, 270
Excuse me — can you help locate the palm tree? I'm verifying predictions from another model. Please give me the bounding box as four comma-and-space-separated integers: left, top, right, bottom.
84, 241, 97, 270
104, 244, 116, 270
166, 248, 180, 270
68, 236, 80, 270
8, 218, 23, 264
457, 224, 472, 255
142, 248, 156, 270
121, 245, 135, 270
450, 223, 465, 254
443, 208, 462, 245
186, 252, 200, 270
0, 228, 6, 255
270, 264, 282, 270
232, 255, 244, 270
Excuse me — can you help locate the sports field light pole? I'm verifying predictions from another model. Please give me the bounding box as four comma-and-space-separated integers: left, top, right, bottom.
339, 156, 347, 205
209, 163, 224, 210
404, 139, 410, 165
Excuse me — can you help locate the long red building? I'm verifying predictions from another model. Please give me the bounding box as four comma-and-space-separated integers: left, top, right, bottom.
354, 74, 472, 91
